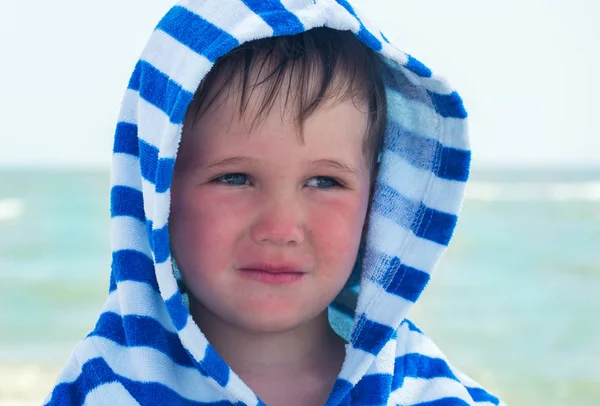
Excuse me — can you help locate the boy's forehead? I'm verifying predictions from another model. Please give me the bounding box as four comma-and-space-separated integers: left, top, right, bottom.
177, 91, 369, 173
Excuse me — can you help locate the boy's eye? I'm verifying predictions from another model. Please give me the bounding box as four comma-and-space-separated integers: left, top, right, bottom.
212, 173, 250, 186
305, 176, 342, 189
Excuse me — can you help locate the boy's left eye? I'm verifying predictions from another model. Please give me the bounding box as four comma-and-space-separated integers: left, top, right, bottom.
211, 173, 250, 186
305, 176, 342, 189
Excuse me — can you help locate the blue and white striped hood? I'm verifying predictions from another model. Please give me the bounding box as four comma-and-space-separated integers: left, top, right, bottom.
46, 1, 503, 404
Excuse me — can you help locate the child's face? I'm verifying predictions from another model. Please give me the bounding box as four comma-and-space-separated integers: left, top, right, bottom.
170, 84, 371, 334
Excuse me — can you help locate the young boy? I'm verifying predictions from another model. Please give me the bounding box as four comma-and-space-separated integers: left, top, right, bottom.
46, 1, 503, 405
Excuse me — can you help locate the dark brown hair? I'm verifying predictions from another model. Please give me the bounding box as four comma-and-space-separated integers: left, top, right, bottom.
184, 27, 387, 173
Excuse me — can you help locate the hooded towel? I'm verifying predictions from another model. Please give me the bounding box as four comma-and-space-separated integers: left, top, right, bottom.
45, 1, 503, 405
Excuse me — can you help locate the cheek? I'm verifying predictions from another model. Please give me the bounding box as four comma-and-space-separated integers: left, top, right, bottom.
170, 185, 248, 267
309, 195, 368, 262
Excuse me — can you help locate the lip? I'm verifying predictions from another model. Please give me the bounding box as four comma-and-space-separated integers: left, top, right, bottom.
236, 263, 307, 285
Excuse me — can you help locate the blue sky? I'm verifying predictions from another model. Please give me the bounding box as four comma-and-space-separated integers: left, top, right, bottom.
0, 0, 598, 168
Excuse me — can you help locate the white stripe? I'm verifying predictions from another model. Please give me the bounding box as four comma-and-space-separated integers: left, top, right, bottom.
387, 89, 469, 150
180, 0, 273, 41
396, 323, 447, 359
158, 126, 183, 163
155, 258, 179, 299
379, 42, 410, 67
141, 29, 213, 93
76, 336, 230, 402
48, 343, 85, 386
152, 189, 172, 230
102, 281, 177, 333
111, 153, 143, 191
83, 382, 140, 406
358, 280, 412, 327
368, 214, 444, 274
392, 376, 477, 405
111, 216, 152, 256
379, 151, 465, 215
118, 89, 139, 124
224, 373, 261, 406
349, 1, 387, 45
425, 171, 467, 216
313, 0, 361, 32
338, 346, 376, 384
400, 65, 456, 95
141, 178, 155, 225
136, 96, 179, 152
365, 336, 396, 376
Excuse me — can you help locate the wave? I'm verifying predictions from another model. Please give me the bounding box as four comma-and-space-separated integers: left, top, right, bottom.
0, 198, 24, 221
465, 181, 600, 202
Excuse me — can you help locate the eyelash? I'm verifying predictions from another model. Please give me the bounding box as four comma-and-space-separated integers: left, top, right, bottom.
210, 173, 344, 189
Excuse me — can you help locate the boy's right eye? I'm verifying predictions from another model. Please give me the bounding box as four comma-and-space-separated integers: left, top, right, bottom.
211, 173, 250, 186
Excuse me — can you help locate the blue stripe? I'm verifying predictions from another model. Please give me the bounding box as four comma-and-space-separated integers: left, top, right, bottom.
328, 378, 354, 405
385, 257, 430, 302
110, 186, 145, 222
437, 144, 471, 182
382, 62, 468, 122
241, 0, 304, 36
393, 354, 458, 391
139, 139, 159, 184
372, 183, 421, 229
153, 223, 171, 264
427, 90, 468, 119
415, 204, 457, 246
109, 271, 117, 293
138, 140, 176, 192
335, 0, 382, 51
201, 344, 231, 387
47, 357, 241, 406
382, 65, 439, 107
385, 121, 470, 182
414, 399, 471, 406
372, 183, 457, 246
351, 314, 395, 355
351, 374, 393, 403
157, 6, 239, 63
405, 54, 432, 78
128, 62, 141, 91
466, 387, 500, 405
401, 318, 423, 334
45, 364, 88, 405
90, 312, 193, 367
128, 60, 194, 124
157, 158, 176, 193
113, 122, 139, 156
165, 293, 189, 331
112, 250, 159, 292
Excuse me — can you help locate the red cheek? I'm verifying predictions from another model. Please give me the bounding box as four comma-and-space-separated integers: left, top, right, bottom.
308, 199, 365, 252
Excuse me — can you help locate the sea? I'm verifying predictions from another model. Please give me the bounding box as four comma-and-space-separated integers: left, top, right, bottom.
0, 167, 599, 405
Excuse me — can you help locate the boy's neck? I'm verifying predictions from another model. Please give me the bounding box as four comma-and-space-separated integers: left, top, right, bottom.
190, 299, 346, 384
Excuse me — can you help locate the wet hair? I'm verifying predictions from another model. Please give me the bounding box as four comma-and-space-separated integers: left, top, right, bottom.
184, 27, 387, 174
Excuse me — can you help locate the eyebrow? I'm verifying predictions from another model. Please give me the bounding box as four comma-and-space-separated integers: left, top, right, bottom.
203, 156, 358, 178
310, 159, 358, 178
204, 156, 258, 170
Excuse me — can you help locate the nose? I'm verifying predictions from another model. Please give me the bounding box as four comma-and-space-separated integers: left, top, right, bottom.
250, 193, 305, 246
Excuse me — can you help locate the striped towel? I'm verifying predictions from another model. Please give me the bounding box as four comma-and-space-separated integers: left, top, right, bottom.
45, 0, 503, 405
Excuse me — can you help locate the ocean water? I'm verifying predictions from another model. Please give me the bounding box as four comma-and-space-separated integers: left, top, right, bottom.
0, 167, 599, 405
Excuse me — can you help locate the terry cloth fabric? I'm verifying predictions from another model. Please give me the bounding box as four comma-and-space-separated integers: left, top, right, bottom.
45, 0, 503, 405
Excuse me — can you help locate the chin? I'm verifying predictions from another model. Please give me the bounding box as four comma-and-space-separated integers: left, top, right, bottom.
229, 301, 323, 334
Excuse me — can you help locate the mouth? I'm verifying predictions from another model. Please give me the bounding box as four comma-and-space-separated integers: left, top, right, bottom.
236, 264, 307, 285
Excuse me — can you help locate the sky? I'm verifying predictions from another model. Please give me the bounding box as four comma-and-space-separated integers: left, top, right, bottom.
0, 0, 598, 168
